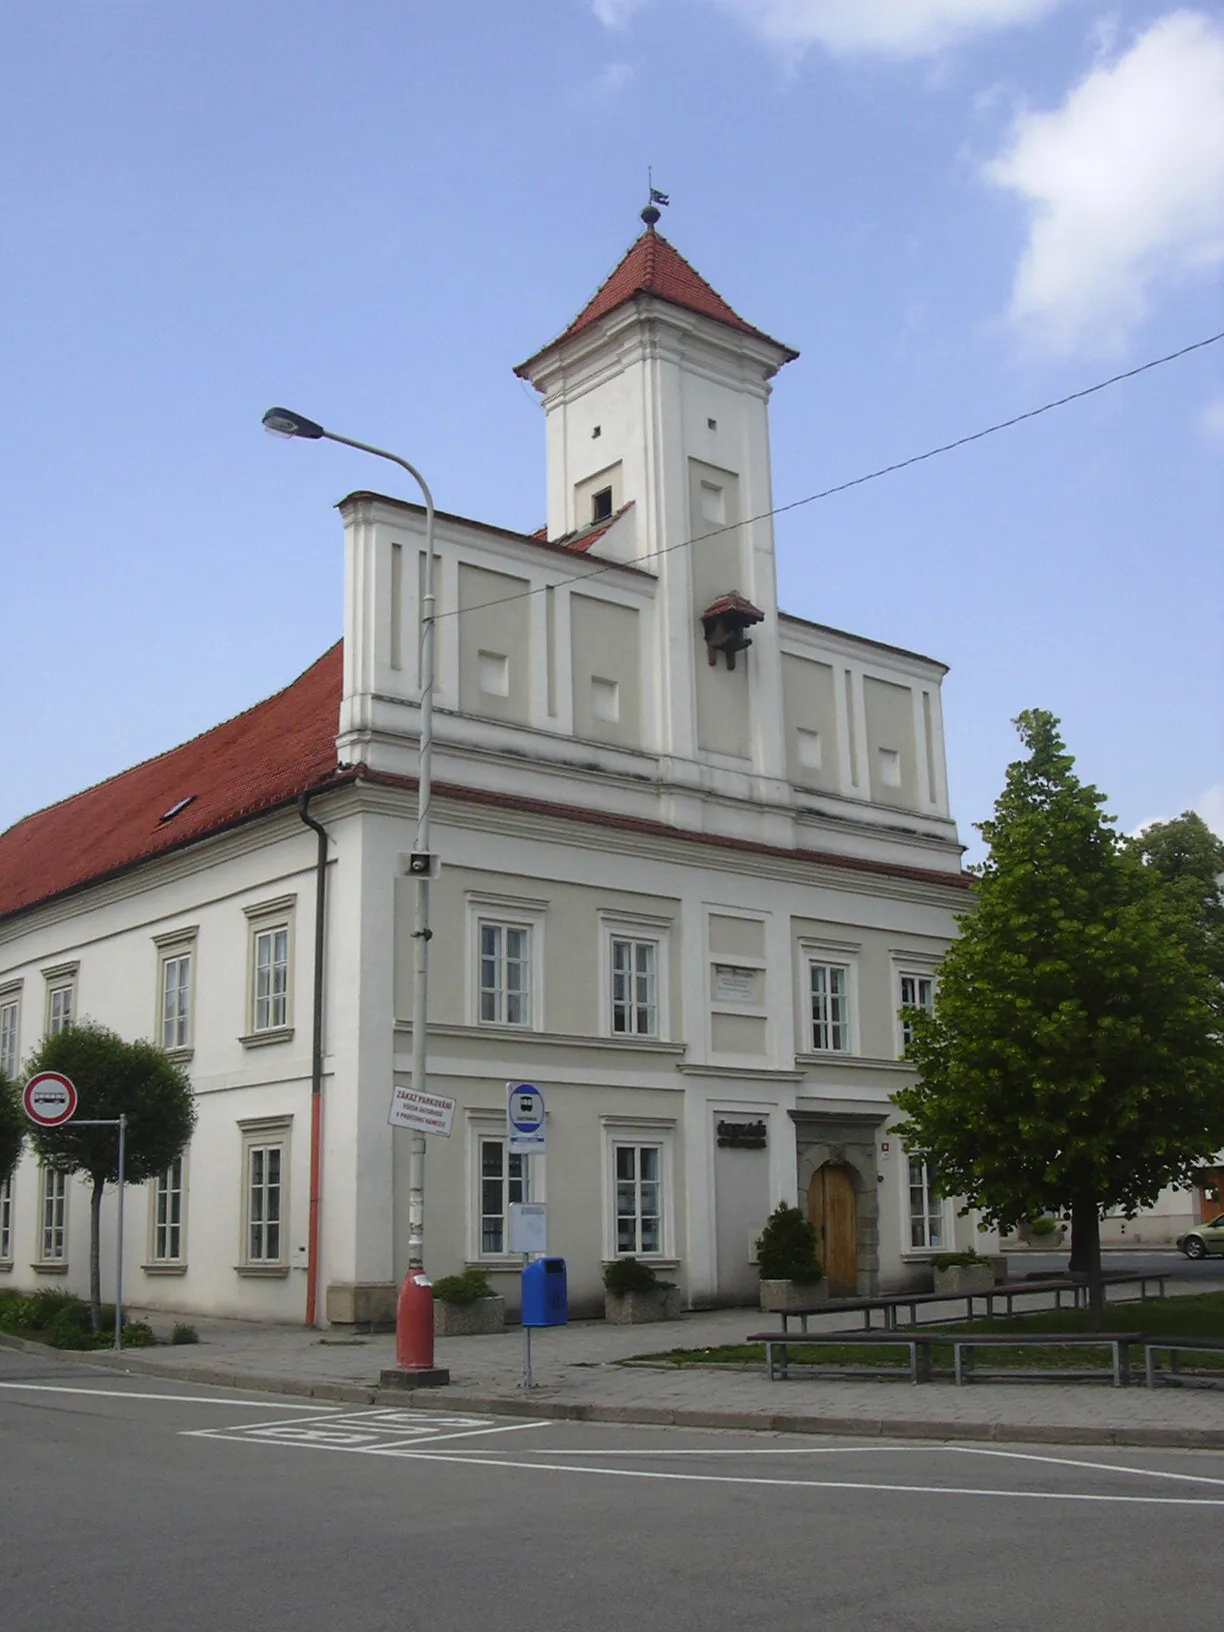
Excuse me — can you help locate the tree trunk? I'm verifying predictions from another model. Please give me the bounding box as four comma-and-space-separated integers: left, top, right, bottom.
1070, 1197, 1103, 1325
89, 1175, 105, 1334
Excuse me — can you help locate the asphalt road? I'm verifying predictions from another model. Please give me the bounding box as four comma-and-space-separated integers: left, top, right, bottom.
4, 1346, 1224, 1631
1013, 1248, 1224, 1282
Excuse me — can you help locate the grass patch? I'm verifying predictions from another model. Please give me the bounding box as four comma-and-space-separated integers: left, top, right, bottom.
632, 1291, 1224, 1374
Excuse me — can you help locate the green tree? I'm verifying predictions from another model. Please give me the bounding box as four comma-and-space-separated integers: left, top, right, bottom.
24, 1022, 196, 1331
893, 711, 1224, 1320
0, 1066, 23, 1188
1127, 811, 1224, 990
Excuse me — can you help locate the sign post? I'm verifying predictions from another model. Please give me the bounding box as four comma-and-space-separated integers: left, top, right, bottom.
22, 1074, 126, 1352
507, 1084, 547, 1387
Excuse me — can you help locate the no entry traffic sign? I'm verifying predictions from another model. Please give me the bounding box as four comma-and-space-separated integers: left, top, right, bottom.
23, 1071, 78, 1127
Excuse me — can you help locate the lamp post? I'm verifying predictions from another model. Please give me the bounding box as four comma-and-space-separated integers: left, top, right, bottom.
263, 407, 444, 1379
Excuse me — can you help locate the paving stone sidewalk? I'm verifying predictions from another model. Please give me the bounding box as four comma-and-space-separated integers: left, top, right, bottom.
15, 1286, 1224, 1450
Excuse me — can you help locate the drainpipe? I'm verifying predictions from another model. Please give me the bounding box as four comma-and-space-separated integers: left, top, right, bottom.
298, 791, 329, 1328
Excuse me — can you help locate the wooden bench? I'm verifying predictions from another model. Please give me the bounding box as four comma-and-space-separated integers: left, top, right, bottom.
745, 1329, 939, 1385
1143, 1336, 1224, 1388
951, 1331, 1144, 1387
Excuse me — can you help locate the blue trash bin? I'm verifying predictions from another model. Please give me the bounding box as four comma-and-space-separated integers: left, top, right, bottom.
521, 1257, 567, 1327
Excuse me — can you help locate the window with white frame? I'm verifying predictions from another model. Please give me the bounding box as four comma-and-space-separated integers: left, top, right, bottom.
39, 1166, 68, 1263
151, 1157, 185, 1263
808, 960, 851, 1052
253, 925, 289, 1032
0, 1175, 12, 1261
159, 950, 192, 1051
0, 994, 19, 1079
613, 1141, 663, 1256
245, 1139, 285, 1264
478, 922, 531, 1027
611, 936, 658, 1037
898, 971, 934, 1052
47, 981, 74, 1037
907, 1155, 945, 1250
478, 1136, 529, 1256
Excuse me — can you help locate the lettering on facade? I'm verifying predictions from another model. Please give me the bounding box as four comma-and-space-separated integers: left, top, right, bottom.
716, 1119, 767, 1150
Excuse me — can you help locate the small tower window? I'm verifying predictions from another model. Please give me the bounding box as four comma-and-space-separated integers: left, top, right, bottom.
591, 487, 614, 524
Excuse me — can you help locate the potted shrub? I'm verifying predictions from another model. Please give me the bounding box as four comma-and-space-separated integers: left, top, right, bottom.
757, 1201, 825, 1313
1015, 1213, 1068, 1248
431, 1269, 505, 1337
931, 1250, 995, 1295
603, 1258, 682, 1325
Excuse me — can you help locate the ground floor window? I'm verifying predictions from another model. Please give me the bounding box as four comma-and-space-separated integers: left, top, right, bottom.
151, 1157, 185, 1263
39, 1167, 67, 1263
614, 1142, 663, 1256
908, 1156, 944, 1250
479, 1137, 529, 1255
0, 1175, 12, 1261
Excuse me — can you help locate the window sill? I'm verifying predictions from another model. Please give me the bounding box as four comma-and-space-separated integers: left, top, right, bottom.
142, 1262, 188, 1276
163, 1046, 194, 1065
234, 1264, 291, 1278
32, 1262, 69, 1275
601, 1257, 680, 1271
464, 1259, 525, 1272
239, 1026, 294, 1050
0, 1260, 12, 1274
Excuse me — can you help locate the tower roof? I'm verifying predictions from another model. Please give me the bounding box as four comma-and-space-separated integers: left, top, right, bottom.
515, 229, 797, 376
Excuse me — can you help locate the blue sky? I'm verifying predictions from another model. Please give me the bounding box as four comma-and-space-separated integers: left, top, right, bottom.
2, 0, 1221, 859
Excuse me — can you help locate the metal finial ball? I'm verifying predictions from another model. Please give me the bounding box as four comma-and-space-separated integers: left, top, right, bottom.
640, 203, 661, 227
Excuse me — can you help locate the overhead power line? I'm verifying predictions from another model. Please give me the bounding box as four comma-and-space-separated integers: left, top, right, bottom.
434, 326, 1224, 623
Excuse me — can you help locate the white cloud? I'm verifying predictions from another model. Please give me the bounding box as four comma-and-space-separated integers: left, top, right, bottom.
593, 60, 636, 93
1198, 784, 1224, 839
592, 0, 646, 28
986, 11, 1224, 352
715, 0, 1066, 59
1202, 398, 1224, 445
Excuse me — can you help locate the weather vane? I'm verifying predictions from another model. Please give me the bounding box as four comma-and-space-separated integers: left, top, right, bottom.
641, 167, 670, 227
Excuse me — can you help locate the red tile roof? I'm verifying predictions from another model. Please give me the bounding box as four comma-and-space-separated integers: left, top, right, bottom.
550, 500, 635, 554
0, 644, 347, 922
515, 229, 798, 374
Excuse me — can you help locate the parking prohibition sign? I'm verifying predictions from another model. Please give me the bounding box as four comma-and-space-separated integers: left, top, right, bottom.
23, 1071, 79, 1127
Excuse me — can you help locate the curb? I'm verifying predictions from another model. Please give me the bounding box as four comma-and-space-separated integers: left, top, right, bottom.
4, 1335, 1223, 1450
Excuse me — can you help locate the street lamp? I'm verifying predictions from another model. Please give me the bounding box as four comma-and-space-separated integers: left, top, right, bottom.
263, 406, 444, 1382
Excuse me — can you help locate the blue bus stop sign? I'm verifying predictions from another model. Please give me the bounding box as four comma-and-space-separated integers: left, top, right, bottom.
507, 1082, 545, 1155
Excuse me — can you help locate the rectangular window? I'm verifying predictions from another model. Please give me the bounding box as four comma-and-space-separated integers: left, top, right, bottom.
478, 923, 531, 1026
809, 962, 850, 1052
0, 998, 18, 1079
899, 972, 934, 1051
39, 1167, 68, 1263
246, 1143, 283, 1263
611, 937, 658, 1037
0, 1176, 12, 1261
160, 953, 192, 1051
253, 927, 289, 1032
614, 1143, 662, 1256
908, 1156, 944, 1250
152, 1158, 184, 1262
478, 1137, 529, 1256
48, 984, 73, 1037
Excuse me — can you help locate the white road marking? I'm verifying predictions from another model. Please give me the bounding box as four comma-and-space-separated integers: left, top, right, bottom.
489, 1443, 911, 1457
392, 1449, 1224, 1507
0, 1383, 339, 1409
184, 1408, 552, 1453
949, 1444, 1224, 1489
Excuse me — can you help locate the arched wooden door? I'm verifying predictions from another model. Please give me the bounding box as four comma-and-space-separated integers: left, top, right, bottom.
808, 1164, 858, 1296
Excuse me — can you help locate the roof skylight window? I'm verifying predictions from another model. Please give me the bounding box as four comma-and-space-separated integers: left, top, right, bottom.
159, 796, 197, 823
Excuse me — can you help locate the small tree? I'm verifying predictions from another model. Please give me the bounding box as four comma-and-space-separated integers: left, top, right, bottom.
893, 711, 1224, 1322
24, 1022, 196, 1332
757, 1202, 822, 1285
0, 1066, 23, 1188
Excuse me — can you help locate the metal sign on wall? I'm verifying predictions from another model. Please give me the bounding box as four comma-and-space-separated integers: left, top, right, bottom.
716, 1119, 767, 1150
388, 1086, 457, 1137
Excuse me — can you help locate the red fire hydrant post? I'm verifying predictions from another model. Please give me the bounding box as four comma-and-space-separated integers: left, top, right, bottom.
380, 1271, 450, 1389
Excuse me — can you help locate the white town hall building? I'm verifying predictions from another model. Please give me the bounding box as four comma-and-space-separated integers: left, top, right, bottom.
0, 220, 985, 1325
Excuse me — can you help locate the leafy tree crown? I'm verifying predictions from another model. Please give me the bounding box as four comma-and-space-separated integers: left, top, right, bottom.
24, 1021, 196, 1185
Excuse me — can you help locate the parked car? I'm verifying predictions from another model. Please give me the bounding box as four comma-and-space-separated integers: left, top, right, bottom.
1177, 1215, 1224, 1259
